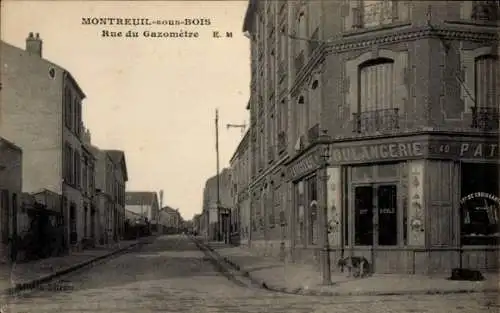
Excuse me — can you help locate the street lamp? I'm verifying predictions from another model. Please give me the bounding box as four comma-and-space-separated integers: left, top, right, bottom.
319, 129, 332, 285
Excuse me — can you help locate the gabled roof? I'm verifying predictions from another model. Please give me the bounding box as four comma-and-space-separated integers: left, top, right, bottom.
0, 136, 22, 152
161, 206, 178, 214
104, 149, 128, 182
1, 40, 86, 99
126, 191, 157, 206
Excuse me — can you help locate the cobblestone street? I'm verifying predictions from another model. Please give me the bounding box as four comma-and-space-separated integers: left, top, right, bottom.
1, 236, 498, 313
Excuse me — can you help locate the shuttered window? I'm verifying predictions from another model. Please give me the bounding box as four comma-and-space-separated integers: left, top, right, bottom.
474, 55, 498, 109
359, 59, 395, 112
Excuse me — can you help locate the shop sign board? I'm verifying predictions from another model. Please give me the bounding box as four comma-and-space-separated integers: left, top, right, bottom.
328, 139, 498, 164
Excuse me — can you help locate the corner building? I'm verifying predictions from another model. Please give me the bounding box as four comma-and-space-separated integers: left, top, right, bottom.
242, 0, 499, 274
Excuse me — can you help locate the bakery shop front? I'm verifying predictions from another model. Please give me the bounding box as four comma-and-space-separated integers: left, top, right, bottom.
317, 133, 499, 275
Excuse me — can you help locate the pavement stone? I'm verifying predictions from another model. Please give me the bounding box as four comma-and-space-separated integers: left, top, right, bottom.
1, 234, 497, 313
201, 240, 499, 297
0, 239, 141, 295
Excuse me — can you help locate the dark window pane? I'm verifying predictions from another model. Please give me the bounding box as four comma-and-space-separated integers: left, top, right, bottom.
377, 184, 398, 245
460, 163, 499, 245
354, 186, 373, 245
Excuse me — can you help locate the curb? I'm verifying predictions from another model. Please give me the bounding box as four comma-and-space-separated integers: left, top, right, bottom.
189, 236, 253, 288
199, 241, 499, 297
1, 240, 145, 296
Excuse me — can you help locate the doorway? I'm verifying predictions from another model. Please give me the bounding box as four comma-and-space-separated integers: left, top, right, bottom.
353, 183, 398, 270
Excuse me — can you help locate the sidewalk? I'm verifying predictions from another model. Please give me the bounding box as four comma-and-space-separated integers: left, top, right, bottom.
203, 241, 499, 296
0, 238, 142, 295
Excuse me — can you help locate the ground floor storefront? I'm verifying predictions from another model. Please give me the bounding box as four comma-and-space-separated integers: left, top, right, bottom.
251, 133, 500, 275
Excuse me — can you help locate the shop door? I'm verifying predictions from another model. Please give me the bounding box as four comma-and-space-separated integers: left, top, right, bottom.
353, 183, 398, 271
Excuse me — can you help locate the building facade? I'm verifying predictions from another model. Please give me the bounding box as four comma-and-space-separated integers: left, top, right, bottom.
1, 33, 89, 250
81, 130, 97, 244
202, 169, 233, 241
241, 0, 499, 274
229, 130, 252, 246
91, 148, 128, 244
125, 191, 159, 226
106, 150, 128, 240
0, 138, 23, 263
92, 147, 114, 244
158, 206, 183, 234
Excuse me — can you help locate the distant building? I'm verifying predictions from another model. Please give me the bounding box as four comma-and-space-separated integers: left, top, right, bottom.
90, 147, 114, 245
91, 148, 128, 244
125, 192, 159, 226
1, 33, 89, 249
229, 129, 251, 246
202, 168, 232, 241
158, 206, 183, 233
105, 150, 128, 240
192, 213, 201, 235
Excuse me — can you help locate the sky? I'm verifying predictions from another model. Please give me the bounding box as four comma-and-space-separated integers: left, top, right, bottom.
1, 0, 250, 220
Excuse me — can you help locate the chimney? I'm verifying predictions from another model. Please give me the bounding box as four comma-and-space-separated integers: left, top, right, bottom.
26, 32, 42, 57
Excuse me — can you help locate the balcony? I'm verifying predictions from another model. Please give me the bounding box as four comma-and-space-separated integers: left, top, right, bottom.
307, 123, 320, 144
278, 131, 287, 153
352, 108, 400, 133
294, 50, 305, 74
471, 107, 499, 131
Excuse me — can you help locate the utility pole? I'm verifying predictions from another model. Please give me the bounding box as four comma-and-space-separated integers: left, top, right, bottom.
215, 109, 221, 242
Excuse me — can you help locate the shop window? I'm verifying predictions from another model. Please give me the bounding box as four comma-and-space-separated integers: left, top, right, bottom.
460, 163, 499, 245
377, 185, 398, 245
354, 186, 373, 245
307, 176, 318, 245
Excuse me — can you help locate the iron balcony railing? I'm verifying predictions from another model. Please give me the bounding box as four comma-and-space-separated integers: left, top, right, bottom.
471, 106, 499, 131
352, 108, 400, 133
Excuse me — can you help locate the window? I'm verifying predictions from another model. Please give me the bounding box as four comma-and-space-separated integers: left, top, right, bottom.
359, 58, 395, 112
280, 25, 287, 62
297, 10, 306, 50
356, 58, 397, 132
64, 143, 73, 184
64, 88, 72, 129
362, 0, 393, 28
309, 79, 320, 127
460, 163, 499, 246
471, 1, 499, 21
75, 99, 82, 135
307, 176, 318, 245
297, 95, 307, 138
474, 55, 498, 109
74, 151, 81, 189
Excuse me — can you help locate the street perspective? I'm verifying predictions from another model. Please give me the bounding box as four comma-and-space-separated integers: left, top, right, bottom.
0, 1, 499, 313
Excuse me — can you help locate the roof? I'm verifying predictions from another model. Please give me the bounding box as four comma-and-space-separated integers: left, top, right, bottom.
161, 206, 182, 215
1, 40, 86, 99
126, 191, 158, 206
105, 149, 129, 182
0, 136, 22, 152
230, 129, 250, 164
